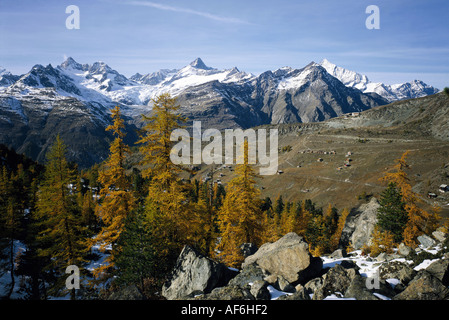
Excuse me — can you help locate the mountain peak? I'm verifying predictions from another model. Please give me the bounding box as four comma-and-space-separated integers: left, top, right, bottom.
60, 57, 84, 70
189, 58, 212, 70
320, 58, 334, 66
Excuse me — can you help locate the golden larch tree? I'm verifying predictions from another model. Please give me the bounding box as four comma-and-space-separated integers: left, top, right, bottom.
380, 150, 440, 247
137, 93, 202, 270
91, 106, 136, 279
216, 141, 265, 268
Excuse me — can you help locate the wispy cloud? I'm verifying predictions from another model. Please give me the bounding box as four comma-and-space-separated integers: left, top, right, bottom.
125, 1, 251, 25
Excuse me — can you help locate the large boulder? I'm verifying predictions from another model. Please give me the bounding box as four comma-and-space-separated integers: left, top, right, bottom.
241, 232, 322, 285
162, 246, 238, 300
340, 197, 379, 249
393, 270, 449, 300
344, 275, 380, 300
344, 273, 396, 300
312, 263, 359, 300
425, 259, 449, 286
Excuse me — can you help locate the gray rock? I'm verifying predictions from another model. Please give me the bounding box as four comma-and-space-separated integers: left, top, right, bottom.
417, 235, 436, 248
242, 232, 321, 285
398, 243, 412, 256
344, 275, 380, 300
341, 197, 379, 250
329, 248, 347, 259
249, 280, 271, 300
202, 285, 255, 300
304, 277, 324, 296
228, 264, 266, 288
162, 246, 238, 300
107, 285, 146, 300
379, 261, 416, 286
393, 270, 449, 300
277, 285, 310, 300
425, 259, 449, 286
312, 264, 359, 300
275, 275, 296, 293
432, 230, 447, 243
344, 274, 396, 300
376, 252, 388, 262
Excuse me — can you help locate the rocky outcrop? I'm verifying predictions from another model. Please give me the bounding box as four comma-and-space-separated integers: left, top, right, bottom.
340, 197, 379, 250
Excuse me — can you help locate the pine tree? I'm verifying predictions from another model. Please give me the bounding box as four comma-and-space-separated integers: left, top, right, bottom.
376, 182, 408, 243
304, 204, 340, 256
273, 194, 284, 218
91, 106, 136, 280
216, 141, 264, 268
114, 207, 156, 291
10, 165, 48, 300
36, 135, 87, 299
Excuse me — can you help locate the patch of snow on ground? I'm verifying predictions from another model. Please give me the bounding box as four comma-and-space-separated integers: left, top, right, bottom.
267, 285, 293, 300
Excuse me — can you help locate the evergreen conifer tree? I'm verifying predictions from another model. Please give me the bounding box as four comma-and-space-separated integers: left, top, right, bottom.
376, 182, 408, 243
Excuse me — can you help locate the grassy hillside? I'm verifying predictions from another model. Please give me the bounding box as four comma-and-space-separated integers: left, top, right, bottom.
190, 92, 449, 217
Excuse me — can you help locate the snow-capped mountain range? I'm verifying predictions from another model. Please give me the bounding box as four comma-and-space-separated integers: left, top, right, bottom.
0, 57, 438, 107
319, 59, 440, 102
0, 57, 439, 167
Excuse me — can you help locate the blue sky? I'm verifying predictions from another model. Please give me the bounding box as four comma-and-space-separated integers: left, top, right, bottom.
0, 0, 448, 88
